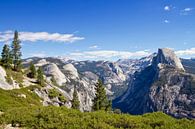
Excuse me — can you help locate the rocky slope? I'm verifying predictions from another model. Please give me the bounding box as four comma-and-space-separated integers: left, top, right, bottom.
113, 48, 195, 118
1, 48, 194, 118
20, 55, 154, 111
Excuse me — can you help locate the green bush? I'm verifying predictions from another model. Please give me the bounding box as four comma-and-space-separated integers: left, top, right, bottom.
58, 94, 66, 103
0, 106, 194, 129
48, 89, 66, 103
48, 89, 59, 99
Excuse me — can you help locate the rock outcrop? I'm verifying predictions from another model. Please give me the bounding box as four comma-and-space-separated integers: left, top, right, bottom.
154, 48, 185, 71
0, 66, 20, 90
44, 63, 67, 86
63, 63, 79, 79
113, 48, 195, 118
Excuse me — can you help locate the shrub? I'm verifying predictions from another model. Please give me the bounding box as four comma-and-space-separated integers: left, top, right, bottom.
0, 106, 194, 129
48, 89, 59, 99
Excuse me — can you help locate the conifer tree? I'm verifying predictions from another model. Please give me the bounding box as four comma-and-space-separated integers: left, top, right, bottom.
11, 30, 22, 71
37, 67, 45, 86
71, 87, 80, 110
92, 79, 109, 111
1, 44, 12, 69
106, 100, 112, 111
28, 62, 36, 78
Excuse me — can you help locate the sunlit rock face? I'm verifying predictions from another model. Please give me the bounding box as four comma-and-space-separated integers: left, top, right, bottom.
155, 48, 185, 71
113, 48, 195, 119
44, 63, 67, 86
0, 66, 20, 90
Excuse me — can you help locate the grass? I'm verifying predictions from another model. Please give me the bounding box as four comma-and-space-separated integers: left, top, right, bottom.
0, 87, 41, 112
5, 69, 24, 87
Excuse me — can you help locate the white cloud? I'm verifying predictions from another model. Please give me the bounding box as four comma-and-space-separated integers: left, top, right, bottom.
180, 8, 194, 15
66, 48, 195, 61
175, 48, 195, 56
0, 30, 84, 43
89, 45, 99, 49
164, 20, 170, 23
164, 6, 171, 11
67, 50, 151, 60
30, 52, 46, 57
184, 8, 193, 12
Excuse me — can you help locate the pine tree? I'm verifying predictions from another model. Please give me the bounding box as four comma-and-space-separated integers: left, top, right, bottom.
71, 87, 80, 110
37, 67, 45, 86
1, 44, 12, 69
106, 100, 112, 111
92, 79, 109, 111
28, 62, 36, 78
11, 30, 22, 71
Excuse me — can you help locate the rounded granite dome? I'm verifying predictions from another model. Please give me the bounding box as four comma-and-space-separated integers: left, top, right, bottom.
155, 48, 185, 71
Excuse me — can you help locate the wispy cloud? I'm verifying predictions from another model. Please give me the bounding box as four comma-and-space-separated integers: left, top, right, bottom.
175, 48, 195, 56
0, 30, 84, 43
89, 45, 99, 49
180, 7, 194, 15
66, 50, 151, 60
183, 8, 193, 12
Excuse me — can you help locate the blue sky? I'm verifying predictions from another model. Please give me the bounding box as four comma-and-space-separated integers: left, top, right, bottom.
0, 0, 195, 60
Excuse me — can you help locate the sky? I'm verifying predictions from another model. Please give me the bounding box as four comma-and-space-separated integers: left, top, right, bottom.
0, 0, 195, 60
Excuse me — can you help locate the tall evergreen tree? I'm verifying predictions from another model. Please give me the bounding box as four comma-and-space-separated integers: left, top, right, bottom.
11, 30, 22, 71
71, 87, 80, 110
106, 100, 112, 111
1, 44, 12, 69
92, 79, 109, 111
37, 67, 45, 86
28, 62, 36, 78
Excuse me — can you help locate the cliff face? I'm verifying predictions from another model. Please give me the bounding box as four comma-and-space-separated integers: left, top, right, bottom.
113, 48, 195, 118
155, 48, 185, 71
150, 67, 195, 118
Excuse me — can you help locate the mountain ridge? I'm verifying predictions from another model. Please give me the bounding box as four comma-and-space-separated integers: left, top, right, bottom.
1, 48, 195, 118
113, 48, 195, 118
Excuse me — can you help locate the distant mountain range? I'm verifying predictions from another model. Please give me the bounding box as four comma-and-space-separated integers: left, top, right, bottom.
0, 48, 194, 118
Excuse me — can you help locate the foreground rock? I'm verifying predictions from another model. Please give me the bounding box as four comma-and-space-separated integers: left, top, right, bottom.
0, 66, 20, 90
